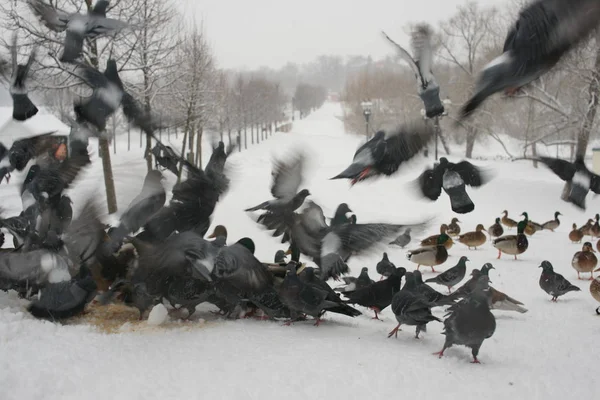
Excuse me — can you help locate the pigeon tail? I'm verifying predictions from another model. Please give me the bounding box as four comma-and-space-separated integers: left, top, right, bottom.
331, 162, 368, 180
325, 303, 362, 318
443, 171, 474, 214
12, 94, 38, 121
493, 300, 528, 313
244, 201, 270, 212
568, 172, 590, 209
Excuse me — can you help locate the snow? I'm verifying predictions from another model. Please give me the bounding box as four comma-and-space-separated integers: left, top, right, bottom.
147, 304, 169, 326
2, 102, 600, 399
0, 107, 70, 148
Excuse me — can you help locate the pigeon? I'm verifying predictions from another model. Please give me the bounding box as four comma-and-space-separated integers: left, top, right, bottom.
0, 132, 58, 179
458, 0, 600, 120
151, 143, 179, 175
388, 272, 441, 339
27, 266, 97, 320
27, 0, 129, 63
376, 252, 396, 280
382, 24, 445, 118
274, 250, 287, 264
301, 267, 362, 318
343, 267, 406, 319
425, 256, 468, 293
7, 33, 38, 121
278, 262, 357, 325
389, 228, 411, 248
417, 158, 491, 214
450, 264, 495, 299
516, 156, 600, 210
331, 120, 434, 185
539, 260, 581, 301
245, 152, 309, 213
334, 267, 374, 293
434, 275, 496, 363
411, 270, 455, 306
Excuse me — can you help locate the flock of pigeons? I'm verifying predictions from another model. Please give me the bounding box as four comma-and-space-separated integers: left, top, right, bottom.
0, 0, 599, 365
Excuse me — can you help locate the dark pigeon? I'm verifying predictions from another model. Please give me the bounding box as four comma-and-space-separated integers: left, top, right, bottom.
435, 276, 496, 363
343, 267, 406, 319
151, 143, 179, 175
389, 228, 411, 248
301, 267, 362, 318
331, 121, 434, 185
459, 0, 600, 120
27, 266, 97, 320
539, 260, 581, 301
411, 270, 455, 306
8, 33, 38, 121
274, 250, 287, 264
376, 252, 396, 280
450, 264, 495, 299
388, 272, 441, 339
382, 24, 444, 118
28, 0, 128, 63
425, 255, 468, 293
417, 158, 491, 214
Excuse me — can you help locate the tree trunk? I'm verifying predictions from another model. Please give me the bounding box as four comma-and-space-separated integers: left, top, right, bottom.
228, 129, 232, 147
576, 33, 600, 159
237, 129, 242, 152
177, 129, 189, 183
244, 125, 248, 149
438, 131, 451, 155
532, 141, 539, 168
465, 127, 477, 158
251, 122, 255, 144
99, 138, 117, 214
196, 125, 203, 167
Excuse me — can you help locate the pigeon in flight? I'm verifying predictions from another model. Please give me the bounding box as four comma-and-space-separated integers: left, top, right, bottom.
382, 24, 445, 118
459, 0, 600, 120
7, 33, 39, 121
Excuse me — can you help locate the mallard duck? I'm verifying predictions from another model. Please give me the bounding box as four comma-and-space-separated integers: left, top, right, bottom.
446, 218, 461, 237
487, 217, 504, 241
406, 233, 449, 272
493, 213, 528, 260
569, 223, 584, 244
501, 210, 517, 230
571, 242, 597, 280
541, 211, 562, 232
458, 224, 487, 249
420, 224, 454, 250
208, 225, 228, 240
525, 219, 543, 236
590, 273, 600, 314
591, 214, 600, 237
581, 218, 594, 237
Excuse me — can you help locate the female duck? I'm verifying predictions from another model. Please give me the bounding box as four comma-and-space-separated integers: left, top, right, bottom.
501, 210, 517, 230
571, 242, 597, 280
458, 224, 487, 250
487, 218, 504, 241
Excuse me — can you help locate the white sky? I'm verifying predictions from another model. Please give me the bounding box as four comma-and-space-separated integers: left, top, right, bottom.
184, 0, 507, 70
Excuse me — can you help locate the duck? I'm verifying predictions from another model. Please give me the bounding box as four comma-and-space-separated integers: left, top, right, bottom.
501, 210, 517, 230
541, 211, 562, 232
571, 242, 597, 280
581, 218, 594, 237
591, 214, 600, 238
207, 225, 228, 241
597, 240, 600, 253
487, 218, 504, 241
457, 224, 487, 250
569, 223, 584, 244
406, 233, 450, 273
525, 219, 543, 236
590, 272, 600, 314
420, 224, 454, 250
446, 218, 461, 237
492, 212, 528, 260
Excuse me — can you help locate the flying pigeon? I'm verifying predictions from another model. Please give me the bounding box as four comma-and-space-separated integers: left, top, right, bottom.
334, 267, 374, 293
7, 33, 38, 121
331, 121, 434, 185
27, 0, 129, 63
388, 273, 441, 339
416, 157, 491, 214
435, 275, 496, 363
425, 255, 468, 293
539, 260, 581, 301
515, 155, 599, 210
151, 143, 179, 175
459, 0, 600, 120
382, 24, 445, 118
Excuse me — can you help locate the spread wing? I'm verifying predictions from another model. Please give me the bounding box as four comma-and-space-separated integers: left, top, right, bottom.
453, 161, 491, 187
379, 121, 434, 176
27, 0, 71, 32
537, 156, 576, 181
417, 165, 444, 200
410, 23, 435, 86
382, 30, 421, 81
270, 151, 306, 199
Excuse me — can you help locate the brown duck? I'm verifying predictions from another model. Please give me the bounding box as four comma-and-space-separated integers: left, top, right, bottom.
569, 223, 584, 244
420, 224, 454, 250
581, 219, 594, 237
458, 224, 487, 250
446, 218, 461, 237
541, 211, 562, 232
571, 242, 597, 280
487, 218, 504, 242
525, 220, 543, 236
591, 214, 600, 238
590, 272, 600, 314
501, 210, 517, 230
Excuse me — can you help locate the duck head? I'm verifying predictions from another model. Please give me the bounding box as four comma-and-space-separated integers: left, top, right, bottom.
451, 218, 460, 224
236, 237, 255, 254
583, 242, 595, 252
475, 224, 485, 232
554, 211, 562, 219
208, 225, 227, 239
437, 233, 450, 245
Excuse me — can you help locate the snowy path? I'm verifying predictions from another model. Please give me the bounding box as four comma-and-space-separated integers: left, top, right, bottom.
1, 103, 600, 400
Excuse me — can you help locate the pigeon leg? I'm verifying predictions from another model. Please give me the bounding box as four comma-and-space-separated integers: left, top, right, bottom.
551, 297, 557, 302
514, 255, 517, 260
283, 320, 294, 326
470, 358, 481, 364
314, 318, 323, 326
417, 265, 421, 271
370, 307, 382, 320
590, 272, 594, 281
431, 266, 436, 273
497, 250, 501, 259
379, 276, 384, 281
578, 271, 581, 280
447, 287, 452, 294
433, 349, 445, 358
387, 323, 402, 338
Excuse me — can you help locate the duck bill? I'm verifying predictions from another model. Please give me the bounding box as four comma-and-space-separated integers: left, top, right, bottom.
207, 232, 216, 239
285, 248, 292, 255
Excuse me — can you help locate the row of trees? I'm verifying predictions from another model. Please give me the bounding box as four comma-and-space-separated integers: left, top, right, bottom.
293, 83, 327, 118
0, 0, 289, 212
342, 0, 600, 160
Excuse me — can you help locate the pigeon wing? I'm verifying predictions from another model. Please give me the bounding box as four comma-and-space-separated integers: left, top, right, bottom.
537, 156, 576, 181
417, 165, 444, 200
380, 121, 434, 176
270, 152, 306, 199
27, 0, 71, 32
382, 31, 421, 80
411, 23, 435, 86
453, 161, 490, 187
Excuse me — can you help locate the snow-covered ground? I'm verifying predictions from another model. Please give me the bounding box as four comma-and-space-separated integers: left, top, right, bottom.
1, 102, 600, 400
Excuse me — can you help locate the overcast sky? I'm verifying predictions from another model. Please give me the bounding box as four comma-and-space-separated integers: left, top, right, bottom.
184, 0, 507, 70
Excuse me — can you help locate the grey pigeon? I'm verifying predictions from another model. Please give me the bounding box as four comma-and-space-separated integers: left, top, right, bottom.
245, 152, 310, 213
274, 250, 287, 264
382, 24, 444, 118
334, 267, 374, 293
450, 263, 495, 299
389, 228, 411, 248
331, 121, 434, 185
28, 0, 128, 63
388, 272, 441, 339
301, 267, 362, 318
435, 276, 496, 363
417, 158, 491, 214
539, 260, 581, 301
459, 0, 600, 120
343, 267, 406, 319
412, 270, 455, 306
8, 33, 38, 121
425, 255, 468, 293
376, 252, 396, 280
27, 266, 97, 320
